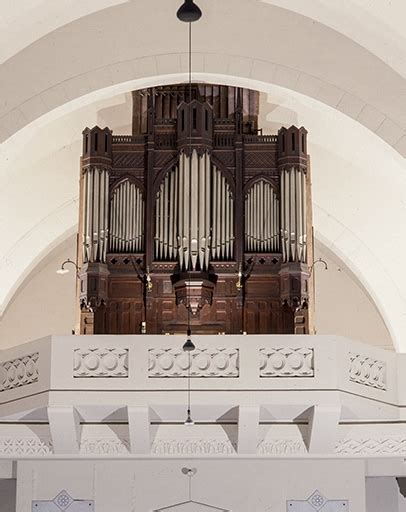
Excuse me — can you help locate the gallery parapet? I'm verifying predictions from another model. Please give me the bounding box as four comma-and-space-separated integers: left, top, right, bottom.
0, 334, 399, 409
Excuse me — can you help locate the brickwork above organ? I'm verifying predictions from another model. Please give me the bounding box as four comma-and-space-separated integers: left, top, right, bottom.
78, 84, 313, 335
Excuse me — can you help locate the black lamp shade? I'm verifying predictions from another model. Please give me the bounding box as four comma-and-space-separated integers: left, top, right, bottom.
183, 338, 196, 352
177, 0, 202, 22
184, 409, 195, 426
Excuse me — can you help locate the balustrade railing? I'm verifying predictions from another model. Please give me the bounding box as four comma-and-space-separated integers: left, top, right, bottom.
112, 135, 146, 144
214, 133, 235, 147
155, 133, 177, 148
244, 134, 278, 143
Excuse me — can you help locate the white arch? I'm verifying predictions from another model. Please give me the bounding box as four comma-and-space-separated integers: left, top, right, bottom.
0, 0, 406, 156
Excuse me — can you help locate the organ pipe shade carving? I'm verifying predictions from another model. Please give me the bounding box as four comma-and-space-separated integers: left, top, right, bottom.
82, 167, 109, 263
280, 167, 307, 263
245, 180, 280, 252
154, 150, 234, 269
110, 180, 144, 253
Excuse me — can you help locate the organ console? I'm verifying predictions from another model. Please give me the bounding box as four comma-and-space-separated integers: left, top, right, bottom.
77, 84, 313, 335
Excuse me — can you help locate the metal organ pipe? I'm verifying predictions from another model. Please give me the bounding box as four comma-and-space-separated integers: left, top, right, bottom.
270, 188, 274, 252
280, 167, 307, 263
190, 150, 199, 270
82, 167, 110, 263
245, 179, 280, 254
109, 180, 144, 254
264, 183, 268, 251
118, 182, 123, 251
83, 170, 90, 262
284, 170, 290, 261
103, 171, 108, 258
154, 152, 234, 269
173, 166, 179, 259
99, 169, 105, 259
169, 168, 175, 259
205, 154, 211, 269
163, 174, 169, 259
155, 191, 160, 257
216, 170, 222, 259
289, 168, 295, 260
198, 153, 205, 270
183, 153, 190, 268
178, 153, 184, 265
123, 180, 127, 252
221, 173, 226, 259
302, 170, 307, 262
130, 184, 134, 252
211, 168, 217, 259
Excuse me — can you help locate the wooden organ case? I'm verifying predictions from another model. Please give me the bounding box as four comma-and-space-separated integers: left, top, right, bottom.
78, 84, 313, 335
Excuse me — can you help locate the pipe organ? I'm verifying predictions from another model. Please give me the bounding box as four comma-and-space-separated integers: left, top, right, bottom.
78, 84, 312, 335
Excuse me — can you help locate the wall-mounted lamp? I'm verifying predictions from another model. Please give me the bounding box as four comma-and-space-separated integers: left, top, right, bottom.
309, 257, 328, 276
146, 266, 153, 292
236, 264, 243, 291
56, 259, 80, 278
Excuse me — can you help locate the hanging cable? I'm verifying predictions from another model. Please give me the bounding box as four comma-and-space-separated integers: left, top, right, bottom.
177, 1, 201, 426
187, 20, 192, 340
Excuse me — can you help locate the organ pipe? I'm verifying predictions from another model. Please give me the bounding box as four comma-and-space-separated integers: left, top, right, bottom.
245, 180, 280, 253
154, 151, 234, 269
109, 180, 144, 253
82, 167, 110, 263
280, 167, 307, 263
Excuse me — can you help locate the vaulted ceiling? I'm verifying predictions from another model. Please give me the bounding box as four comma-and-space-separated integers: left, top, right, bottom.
1, 0, 405, 349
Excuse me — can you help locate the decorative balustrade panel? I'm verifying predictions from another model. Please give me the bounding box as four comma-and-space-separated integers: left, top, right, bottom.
33, 491, 94, 512
81, 438, 130, 454
335, 437, 406, 455
287, 491, 348, 511
151, 438, 236, 455
257, 439, 307, 455
73, 348, 129, 378
259, 347, 314, 377
148, 348, 239, 377
0, 437, 52, 455
0, 353, 39, 392
349, 353, 386, 390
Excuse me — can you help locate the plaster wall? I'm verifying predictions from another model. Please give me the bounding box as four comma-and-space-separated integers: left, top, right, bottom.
365, 477, 406, 512
313, 242, 392, 349
0, 479, 16, 512
0, 237, 77, 349
15, 459, 366, 512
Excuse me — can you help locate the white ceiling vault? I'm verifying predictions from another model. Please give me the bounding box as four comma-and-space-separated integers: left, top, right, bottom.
0, 0, 405, 349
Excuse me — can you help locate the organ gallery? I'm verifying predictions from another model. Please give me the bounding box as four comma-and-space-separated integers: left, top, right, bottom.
78, 84, 313, 335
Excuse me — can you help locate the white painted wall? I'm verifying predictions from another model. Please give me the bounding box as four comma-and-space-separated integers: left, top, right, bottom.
0, 236, 77, 349
314, 241, 392, 349
0, 479, 16, 512
366, 478, 406, 512
16, 459, 366, 511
